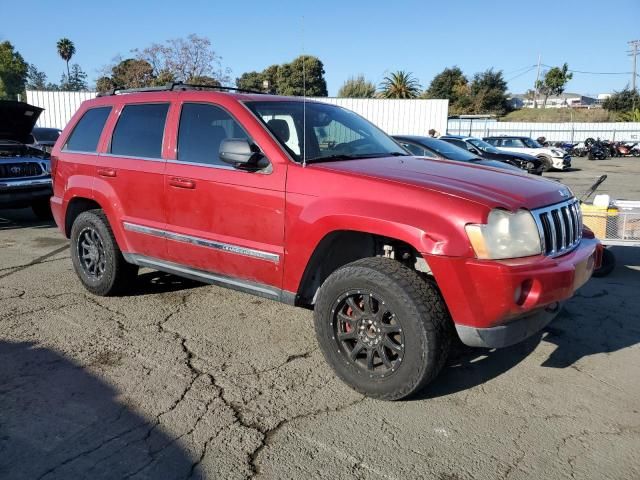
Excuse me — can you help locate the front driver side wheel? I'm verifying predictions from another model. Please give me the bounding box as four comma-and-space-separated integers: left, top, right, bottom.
70, 209, 138, 296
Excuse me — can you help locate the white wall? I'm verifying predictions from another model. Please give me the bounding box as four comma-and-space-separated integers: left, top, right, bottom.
312, 97, 449, 136
26, 90, 451, 136
447, 118, 640, 142
26, 90, 96, 129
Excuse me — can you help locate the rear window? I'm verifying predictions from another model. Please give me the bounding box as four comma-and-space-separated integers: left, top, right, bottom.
110, 103, 169, 158
64, 107, 111, 152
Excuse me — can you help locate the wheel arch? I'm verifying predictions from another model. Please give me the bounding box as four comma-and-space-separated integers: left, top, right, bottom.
294, 229, 428, 307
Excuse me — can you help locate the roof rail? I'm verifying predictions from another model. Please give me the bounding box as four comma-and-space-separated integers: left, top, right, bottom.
96, 82, 267, 97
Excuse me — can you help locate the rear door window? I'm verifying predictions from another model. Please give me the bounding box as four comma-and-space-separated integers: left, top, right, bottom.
64, 106, 112, 152
177, 103, 249, 166
110, 103, 169, 158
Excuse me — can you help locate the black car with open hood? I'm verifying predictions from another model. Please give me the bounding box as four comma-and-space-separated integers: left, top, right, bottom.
0, 101, 53, 219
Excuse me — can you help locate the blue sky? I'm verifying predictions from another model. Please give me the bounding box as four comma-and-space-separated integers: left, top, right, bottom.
2, 0, 638, 96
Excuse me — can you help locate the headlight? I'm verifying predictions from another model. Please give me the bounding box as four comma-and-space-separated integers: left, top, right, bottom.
465, 209, 541, 259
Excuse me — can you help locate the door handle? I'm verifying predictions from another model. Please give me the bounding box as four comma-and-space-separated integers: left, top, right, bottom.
97, 168, 117, 177
169, 177, 196, 189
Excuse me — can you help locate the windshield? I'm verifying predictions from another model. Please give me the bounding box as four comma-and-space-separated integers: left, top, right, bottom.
523, 137, 543, 148
468, 138, 501, 154
245, 101, 407, 163
423, 138, 478, 161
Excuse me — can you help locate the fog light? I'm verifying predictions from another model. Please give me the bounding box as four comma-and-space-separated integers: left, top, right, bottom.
515, 279, 533, 306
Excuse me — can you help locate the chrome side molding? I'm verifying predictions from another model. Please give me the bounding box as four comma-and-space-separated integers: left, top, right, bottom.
123, 222, 280, 264
122, 253, 296, 305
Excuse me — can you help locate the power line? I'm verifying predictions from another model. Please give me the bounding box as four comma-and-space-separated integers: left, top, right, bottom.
506, 65, 537, 82
541, 64, 632, 75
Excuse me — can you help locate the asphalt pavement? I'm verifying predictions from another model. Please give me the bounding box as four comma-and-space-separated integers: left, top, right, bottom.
0, 155, 638, 479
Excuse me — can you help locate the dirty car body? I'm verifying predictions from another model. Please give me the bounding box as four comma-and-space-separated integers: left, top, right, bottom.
50, 88, 601, 400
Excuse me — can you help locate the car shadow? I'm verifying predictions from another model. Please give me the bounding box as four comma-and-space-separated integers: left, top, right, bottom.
128, 270, 204, 296
415, 334, 541, 400
541, 245, 640, 368
0, 340, 195, 479
416, 245, 640, 399
0, 207, 55, 230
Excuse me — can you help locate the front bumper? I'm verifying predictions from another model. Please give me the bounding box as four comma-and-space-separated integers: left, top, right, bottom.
0, 178, 52, 208
426, 237, 601, 348
552, 155, 571, 170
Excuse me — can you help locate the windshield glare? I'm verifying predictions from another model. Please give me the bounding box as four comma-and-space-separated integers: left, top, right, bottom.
523, 138, 543, 148
468, 138, 501, 154
246, 101, 407, 162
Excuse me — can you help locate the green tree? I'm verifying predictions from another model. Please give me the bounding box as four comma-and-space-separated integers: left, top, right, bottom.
26, 64, 48, 90
337, 75, 376, 98
535, 63, 573, 108
60, 64, 88, 91
424, 66, 471, 112
276, 55, 327, 96
236, 71, 265, 91
0, 41, 28, 99
469, 68, 509, 114
56, 38, 76, 80
602, 88, 640, 112
617, 108, 640, 122
379, 71, 421, 99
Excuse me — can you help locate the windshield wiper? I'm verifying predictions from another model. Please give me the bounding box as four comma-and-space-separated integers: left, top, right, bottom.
305, 154, 360, 164
306, 152, 408, 164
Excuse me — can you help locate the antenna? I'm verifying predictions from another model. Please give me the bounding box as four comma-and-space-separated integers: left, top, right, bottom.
302, 15, 307, 167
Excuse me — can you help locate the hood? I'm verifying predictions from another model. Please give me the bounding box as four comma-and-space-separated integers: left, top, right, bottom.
0, 101, 43, 144
313, 156, 571, 210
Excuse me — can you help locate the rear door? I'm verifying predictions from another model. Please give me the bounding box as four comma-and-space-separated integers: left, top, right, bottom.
94, 101, 170, 259
163, 99, 286, 291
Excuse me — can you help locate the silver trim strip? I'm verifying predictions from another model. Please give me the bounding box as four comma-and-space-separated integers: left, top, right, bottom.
127, 254, 279, 297
0, 178, 52, 188
100, 153, 166, 163
123, 221, 280, 264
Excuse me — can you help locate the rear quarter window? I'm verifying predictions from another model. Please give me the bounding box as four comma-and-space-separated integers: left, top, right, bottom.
64, 106, 112, 152
110, 103, 169, 158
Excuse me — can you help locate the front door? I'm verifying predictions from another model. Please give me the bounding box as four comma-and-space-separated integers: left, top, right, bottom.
163, 101, 286, 291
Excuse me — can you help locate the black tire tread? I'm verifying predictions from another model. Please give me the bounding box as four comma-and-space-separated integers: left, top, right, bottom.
70, 209, 137, 296
315, 257, 452, 400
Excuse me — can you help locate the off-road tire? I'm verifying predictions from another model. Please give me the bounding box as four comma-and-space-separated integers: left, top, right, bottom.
31, 199, 52, 220
70, 209, 138, 296
314, 257, 452, 401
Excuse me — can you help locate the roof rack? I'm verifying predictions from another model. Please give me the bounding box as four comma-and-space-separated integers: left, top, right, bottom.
96, 82, 267, 97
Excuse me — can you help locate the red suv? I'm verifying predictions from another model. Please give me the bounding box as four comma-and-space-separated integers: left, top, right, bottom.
50, 84, 601, 400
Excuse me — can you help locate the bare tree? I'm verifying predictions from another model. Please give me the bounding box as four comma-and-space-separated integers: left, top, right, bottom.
134, 34, 230, 85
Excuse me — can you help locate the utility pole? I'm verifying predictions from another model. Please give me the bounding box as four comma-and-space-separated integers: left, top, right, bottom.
629, 40, 639, 92
533, 54, 542, 108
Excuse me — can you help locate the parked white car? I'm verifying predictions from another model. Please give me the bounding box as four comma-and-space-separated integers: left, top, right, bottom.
483, 136, 571, 171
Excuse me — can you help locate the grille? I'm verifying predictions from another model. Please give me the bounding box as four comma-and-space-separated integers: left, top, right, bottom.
0, 162, 43, 178
532, 199, 582, 256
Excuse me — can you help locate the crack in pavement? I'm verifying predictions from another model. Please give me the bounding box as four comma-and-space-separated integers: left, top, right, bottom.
0, 245, 69, 280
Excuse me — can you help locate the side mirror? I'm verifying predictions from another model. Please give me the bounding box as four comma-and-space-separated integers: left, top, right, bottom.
219, 139, 267, 169
468, 147, 480, 155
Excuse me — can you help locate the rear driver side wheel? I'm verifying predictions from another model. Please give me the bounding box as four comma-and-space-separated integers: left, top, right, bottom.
70, 209, 138, 296
314, 257, 452, 401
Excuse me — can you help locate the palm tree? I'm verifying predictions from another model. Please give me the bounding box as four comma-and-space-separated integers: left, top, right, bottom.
379, 71, 421, 99
56, 38, 76, 79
